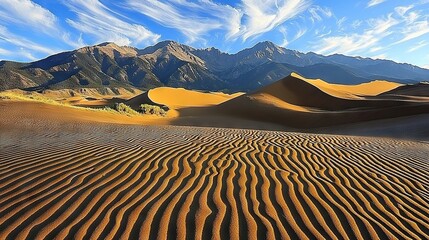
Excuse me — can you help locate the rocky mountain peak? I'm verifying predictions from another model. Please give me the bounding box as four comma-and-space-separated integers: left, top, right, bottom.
77, 42, 138, 59
140, 40, 205, 67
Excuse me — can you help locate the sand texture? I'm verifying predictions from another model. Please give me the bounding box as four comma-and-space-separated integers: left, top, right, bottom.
1, 114, 429, 240
1, 73, 429, 239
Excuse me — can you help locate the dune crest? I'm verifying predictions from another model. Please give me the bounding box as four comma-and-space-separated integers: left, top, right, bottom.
147, 87, 241, 109
219, 73, 429, 128
291, 73, 402, 98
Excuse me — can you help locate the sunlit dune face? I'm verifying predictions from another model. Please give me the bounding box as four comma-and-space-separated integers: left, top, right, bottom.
148, 87, 242, 109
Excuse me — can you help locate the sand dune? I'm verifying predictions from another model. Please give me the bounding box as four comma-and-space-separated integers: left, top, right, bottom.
127, 87, 241, 109
380, 82, 429, 97
1, 114, 428, 239
1, 74, 429, 239
0, 101, 169, 126
302, 75, 401, 98
219, 73, 429, 128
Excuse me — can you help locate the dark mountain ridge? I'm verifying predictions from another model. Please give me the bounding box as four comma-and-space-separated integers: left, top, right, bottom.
0, 40, 427, 92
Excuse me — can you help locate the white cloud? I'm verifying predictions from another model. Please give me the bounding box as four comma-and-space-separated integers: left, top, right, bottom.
308, 6, 332, 23
369, 46, 383, 53
293, 27, 307, 41
317, 30, 332, 38
17, 48, 38, 61
395, 20, 429, 45
236, 0, 311, 40
371, 53, 388, 59
279, 22, 307, 48
0, 25, 56, 55
403, 11, 420, 24
407, 40, 428, 52
0, 44, 43, 61
62, 32, 86, 49
279, 26, 289, 47
126, 0, 309, 42
352, 20, 363, 29
65, 0, 160, 46
0, 0, 57, 33
367, 0, 387, 8
0, 0, 91, 52
395, 5, 414, 17
337, 17, 347, 28
125, 0, 241, 42
313, 14, 399, 55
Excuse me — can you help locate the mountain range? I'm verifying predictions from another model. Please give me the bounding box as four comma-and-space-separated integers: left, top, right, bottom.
1, 40, 428, 92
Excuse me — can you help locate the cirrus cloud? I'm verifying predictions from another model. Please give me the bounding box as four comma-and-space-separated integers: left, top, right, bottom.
125, 0, 241, 42
65, 0, 160, 46
0, 0, 58, 33
367, 0, 387, 8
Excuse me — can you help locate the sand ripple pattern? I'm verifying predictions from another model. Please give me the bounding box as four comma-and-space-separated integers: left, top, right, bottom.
1, 125, 428, 240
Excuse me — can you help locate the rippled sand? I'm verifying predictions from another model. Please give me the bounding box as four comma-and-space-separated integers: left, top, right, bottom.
1, 118, 428, 239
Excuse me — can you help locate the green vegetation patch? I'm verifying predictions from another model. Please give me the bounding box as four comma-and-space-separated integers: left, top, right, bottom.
112, 103, 141, 116
140, 104, 167, 116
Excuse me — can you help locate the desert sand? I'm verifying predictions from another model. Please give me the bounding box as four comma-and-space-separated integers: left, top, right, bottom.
1, 73, 429, 239
218, 74, 429, 130
1, 107, 429, 239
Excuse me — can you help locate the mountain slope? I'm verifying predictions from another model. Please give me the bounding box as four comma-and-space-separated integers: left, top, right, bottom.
0, 41, 428, 92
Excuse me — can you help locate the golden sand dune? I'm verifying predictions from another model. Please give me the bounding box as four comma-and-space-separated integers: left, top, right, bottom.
147, 87, 241, 109
302, 75, 401, 98
127, 87, 241, 110
219, 74, 429, 128
1, 115, 428, 239
0, 101, 168, 126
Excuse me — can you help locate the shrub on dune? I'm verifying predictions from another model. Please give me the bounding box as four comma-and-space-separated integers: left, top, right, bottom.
140, 104, 167, 116
113, 103, 140, 116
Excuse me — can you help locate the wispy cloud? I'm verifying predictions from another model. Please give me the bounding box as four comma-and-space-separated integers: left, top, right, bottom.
0, 0, 86, 52
394, 20, 429, 45
127, 0, 310, 42
367, 0, 387, 8
336, 17, 347, 29
0, 0, 57, 33
395, 5, 414, 17
236, 0, 310, 40
407, 40, 428, 52
308, 6, 332, 23
0, 25, 56, 55
65, 0, 160, 46
352, 20, 363, 29
279, 23, 307, 47
313, 14, 399, 55
125, 0, 241, 42
278, 26, 289, 47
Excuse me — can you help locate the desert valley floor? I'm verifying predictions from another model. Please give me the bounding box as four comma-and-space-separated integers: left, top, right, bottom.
1, 105, 429, 240
1, 74, 429, 239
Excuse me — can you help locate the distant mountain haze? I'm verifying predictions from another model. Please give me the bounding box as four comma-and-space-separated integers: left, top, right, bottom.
0, 41, 427, 92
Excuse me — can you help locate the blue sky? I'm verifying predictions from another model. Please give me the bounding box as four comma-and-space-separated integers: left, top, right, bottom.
0, 0, 428, 68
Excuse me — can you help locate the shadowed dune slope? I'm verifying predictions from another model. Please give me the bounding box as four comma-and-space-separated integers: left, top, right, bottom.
219, 73, 429, 128
380, 82, 429, 97
1, 116, 428, 240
